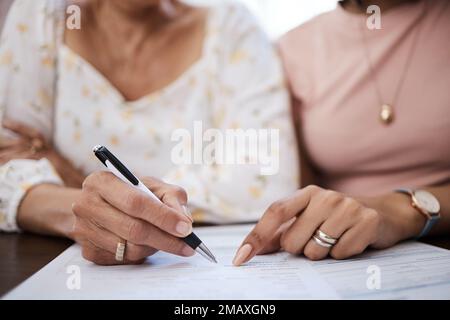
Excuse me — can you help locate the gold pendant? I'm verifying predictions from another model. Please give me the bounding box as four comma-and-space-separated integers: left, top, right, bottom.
380, 104, 394, 125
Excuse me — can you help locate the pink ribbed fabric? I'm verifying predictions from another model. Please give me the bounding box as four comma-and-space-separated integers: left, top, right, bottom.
279, 0, 450, 196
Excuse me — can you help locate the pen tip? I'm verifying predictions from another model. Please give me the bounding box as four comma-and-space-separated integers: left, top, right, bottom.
196, 243, 218, 264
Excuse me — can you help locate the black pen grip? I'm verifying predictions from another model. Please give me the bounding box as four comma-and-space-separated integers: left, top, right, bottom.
182, 233, 202, 249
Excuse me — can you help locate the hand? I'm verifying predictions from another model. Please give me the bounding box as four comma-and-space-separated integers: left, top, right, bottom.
72, 171, 195, 265
233, 185, 425, 265
1, 119, 85, 187
1, 119, 48, 162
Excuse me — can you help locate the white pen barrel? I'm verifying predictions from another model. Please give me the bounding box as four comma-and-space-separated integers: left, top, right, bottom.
104, 160, 161, 203
136, 182, 161, 202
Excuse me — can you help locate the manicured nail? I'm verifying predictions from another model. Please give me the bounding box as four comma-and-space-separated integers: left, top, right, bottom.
182, 205, 193, 222
182, 245, 195, 256
176, 221, 192, 236
232, 243, 253, 266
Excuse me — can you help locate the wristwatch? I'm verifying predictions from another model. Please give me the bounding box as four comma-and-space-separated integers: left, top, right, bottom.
395, 189, 441, 238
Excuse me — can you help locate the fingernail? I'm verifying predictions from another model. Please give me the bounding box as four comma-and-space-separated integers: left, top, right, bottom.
182, 245, 195, 257
182, 205, 193, 222
176, 221, 192, 236
232, 243, 253, 266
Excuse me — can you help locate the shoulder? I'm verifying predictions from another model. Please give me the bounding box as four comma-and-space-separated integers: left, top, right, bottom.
1, 0, 64, 46
4, 0, 64, 23
278, 10, 336, 61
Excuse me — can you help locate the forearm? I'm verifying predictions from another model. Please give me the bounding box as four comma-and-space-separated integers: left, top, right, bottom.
17, 184, 81, 239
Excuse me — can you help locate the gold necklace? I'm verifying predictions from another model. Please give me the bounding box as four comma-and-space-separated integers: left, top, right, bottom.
359, 6, 426, 125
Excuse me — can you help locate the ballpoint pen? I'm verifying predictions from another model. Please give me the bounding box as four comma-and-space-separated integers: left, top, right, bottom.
92, 145, 217, 264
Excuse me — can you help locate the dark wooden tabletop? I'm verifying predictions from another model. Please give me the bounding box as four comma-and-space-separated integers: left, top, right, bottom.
1, 232, 449, 298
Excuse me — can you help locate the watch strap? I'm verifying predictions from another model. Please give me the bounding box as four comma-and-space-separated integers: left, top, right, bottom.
394, 188, 436, 239
395, 188, 413, 196
417, 215, 440, 239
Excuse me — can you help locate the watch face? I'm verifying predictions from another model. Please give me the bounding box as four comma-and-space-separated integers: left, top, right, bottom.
414, 190, 440, 214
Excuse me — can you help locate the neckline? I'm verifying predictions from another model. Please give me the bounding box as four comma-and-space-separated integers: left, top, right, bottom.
59, 6, 215, 108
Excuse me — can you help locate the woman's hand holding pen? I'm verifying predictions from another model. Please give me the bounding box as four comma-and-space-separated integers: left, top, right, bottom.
233, 185, 425, 266
72, 172, 195, 265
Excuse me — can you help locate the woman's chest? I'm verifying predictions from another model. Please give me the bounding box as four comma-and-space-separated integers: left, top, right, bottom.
52, 49, 216, 177
300, 49, 450, 176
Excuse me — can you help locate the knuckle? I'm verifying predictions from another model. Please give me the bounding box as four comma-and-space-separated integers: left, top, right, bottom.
330, 247, 347, 260
364, 208, 380, 224
248, 231, 266, 249
127, 220, 146, 244
71, 200, 83, 217
96, 170, 112, 182
304, 184, 321, 194
341, 198, 363, 218
283, 241, 299, 255
81, 245, 96, 262
267, 200, 287, 221
125, 192, 146, 216
83, 171, 113, 190
72, 196, 89, 217
151, 202, 171, 229
280, 233, 299, 255
323, 190, 343, 205
140, 176, 160, 187
72, 193, 98, 217
170, 185, 188, 203
366, 210, 382, 241
82, 172, 100, 190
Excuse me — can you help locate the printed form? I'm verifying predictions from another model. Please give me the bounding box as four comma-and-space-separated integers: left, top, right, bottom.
4, 225, 450, 299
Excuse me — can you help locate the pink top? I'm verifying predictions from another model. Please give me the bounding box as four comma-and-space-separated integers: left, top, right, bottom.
279, 0, 450, 196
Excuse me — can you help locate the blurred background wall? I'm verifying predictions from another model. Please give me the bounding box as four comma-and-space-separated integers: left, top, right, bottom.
189, 0, 337, 38
0, 0, 337, 37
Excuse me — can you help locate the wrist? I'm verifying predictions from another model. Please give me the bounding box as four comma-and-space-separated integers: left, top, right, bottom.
358, 193, 426, 242
46, 150, 85, 188
18, 184, 80, 239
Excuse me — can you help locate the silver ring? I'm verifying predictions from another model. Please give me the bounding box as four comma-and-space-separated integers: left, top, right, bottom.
115, 239, 127, 262
312, 235, 333, 248
315, 229, 338, 245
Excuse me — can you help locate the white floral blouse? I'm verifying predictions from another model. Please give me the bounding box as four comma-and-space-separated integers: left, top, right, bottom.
0, 0, 298, 232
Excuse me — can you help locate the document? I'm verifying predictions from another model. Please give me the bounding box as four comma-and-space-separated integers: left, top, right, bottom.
3, 225, 450, 299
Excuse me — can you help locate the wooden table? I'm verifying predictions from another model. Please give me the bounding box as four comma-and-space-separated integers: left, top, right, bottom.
1, 232, 449, 298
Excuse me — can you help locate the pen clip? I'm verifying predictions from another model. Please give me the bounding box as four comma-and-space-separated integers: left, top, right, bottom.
93, 145, 139, 185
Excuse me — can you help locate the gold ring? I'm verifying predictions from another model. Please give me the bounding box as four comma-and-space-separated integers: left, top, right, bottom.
115, 239, 127, 262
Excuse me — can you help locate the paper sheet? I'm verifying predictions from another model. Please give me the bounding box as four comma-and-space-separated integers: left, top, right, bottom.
3, 225, 450, 299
